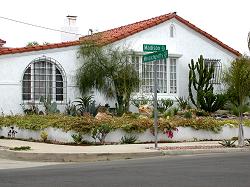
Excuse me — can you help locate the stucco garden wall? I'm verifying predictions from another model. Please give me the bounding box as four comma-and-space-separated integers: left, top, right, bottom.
0, 126, 249, 143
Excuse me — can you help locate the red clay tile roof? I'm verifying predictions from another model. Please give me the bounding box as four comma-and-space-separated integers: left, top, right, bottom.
0, 12, 241, 56
0, 41, 80, 55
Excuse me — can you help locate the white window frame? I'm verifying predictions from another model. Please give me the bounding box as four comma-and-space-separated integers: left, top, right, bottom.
131, 55, 178, 96
22, 56, 67, 104
169, 58, 177, 94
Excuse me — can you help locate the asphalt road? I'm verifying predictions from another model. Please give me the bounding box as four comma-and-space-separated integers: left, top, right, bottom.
0, 152, 250, 187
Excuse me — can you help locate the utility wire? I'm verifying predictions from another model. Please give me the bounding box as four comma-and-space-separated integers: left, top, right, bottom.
0, 16, 83, 36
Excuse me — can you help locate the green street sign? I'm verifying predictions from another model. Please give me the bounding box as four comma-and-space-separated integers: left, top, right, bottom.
143, 50, 168, 63
143, 44, 166, 52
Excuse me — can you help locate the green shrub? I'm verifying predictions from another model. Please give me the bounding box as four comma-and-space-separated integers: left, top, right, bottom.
10, 146, 31, 151
91, 123, 113, 144
230, 104, 250, 117
163, 108, 176, 118
71, 133, 83, 144
170, 117, 223, 133
40, 131, 48, 142
184, 111, 192, 119
120, 135, 137, 144
195, 110, 209, 117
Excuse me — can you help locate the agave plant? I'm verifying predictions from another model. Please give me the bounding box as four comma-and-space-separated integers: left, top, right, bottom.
219, 139, 236, 147
120, 135, 138, 144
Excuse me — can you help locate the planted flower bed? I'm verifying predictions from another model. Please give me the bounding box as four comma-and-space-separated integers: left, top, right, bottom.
0, 114, 250, 144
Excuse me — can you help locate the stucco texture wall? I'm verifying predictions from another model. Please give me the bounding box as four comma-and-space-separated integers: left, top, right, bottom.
0, 47, 80, 114
112, 18, 237, 97
0, 18, 238, 114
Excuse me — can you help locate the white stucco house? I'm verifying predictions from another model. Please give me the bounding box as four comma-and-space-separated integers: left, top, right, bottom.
0, 12, 240, 114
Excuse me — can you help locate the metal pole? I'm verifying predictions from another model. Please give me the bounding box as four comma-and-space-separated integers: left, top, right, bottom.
153, 60, 158, 148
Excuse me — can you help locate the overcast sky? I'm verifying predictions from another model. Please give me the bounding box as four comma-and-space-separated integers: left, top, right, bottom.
0, 0, 249, 54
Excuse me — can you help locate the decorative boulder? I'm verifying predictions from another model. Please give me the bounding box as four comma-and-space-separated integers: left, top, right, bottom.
95, 112, 112, 120
139, 104, 153, 117
95, 106, 112, 120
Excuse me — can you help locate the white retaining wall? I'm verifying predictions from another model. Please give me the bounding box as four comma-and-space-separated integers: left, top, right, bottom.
1, 125, 250, 143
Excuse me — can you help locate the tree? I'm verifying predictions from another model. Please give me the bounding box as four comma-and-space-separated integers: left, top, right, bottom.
223, 56, 250, 147
76, 40, 139, 116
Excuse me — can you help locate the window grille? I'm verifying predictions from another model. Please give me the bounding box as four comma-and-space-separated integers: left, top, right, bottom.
141, 59, 168, 93
130, 56, 178, 94
170, 58, 177, 93
22, 56, 66, 103
204, 58, 222, 84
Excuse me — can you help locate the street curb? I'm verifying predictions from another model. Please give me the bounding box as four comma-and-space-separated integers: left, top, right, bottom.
0, 149, 163, 162
161, 148, 250, 155
1, 147, 250, 162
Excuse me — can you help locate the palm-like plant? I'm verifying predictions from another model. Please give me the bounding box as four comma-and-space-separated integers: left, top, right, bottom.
223, 56, 250, 147
76, 39, 139, 116
74, 95, 93, 115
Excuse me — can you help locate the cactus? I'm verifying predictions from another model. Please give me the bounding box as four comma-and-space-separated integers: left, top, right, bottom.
188, 55, 214, 108
40, 96, 60, 114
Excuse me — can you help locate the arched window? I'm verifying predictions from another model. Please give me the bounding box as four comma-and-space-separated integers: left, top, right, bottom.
170, 24, 175, 38
22, 56, 66, 103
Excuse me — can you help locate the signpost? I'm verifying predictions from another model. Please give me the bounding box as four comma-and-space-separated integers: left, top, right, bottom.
143, 44, 168, 148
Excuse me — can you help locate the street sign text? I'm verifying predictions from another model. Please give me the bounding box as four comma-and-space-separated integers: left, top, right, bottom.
142, 51, 168, 63
143, 44, 166, 52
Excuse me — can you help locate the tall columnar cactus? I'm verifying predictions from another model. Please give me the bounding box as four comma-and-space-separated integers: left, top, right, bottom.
188, 55, 214, 108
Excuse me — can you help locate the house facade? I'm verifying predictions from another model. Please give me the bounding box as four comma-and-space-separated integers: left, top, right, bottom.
0, 12, 240, 114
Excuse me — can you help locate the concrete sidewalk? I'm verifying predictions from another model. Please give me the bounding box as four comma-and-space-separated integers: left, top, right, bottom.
0, 139, 249, 162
